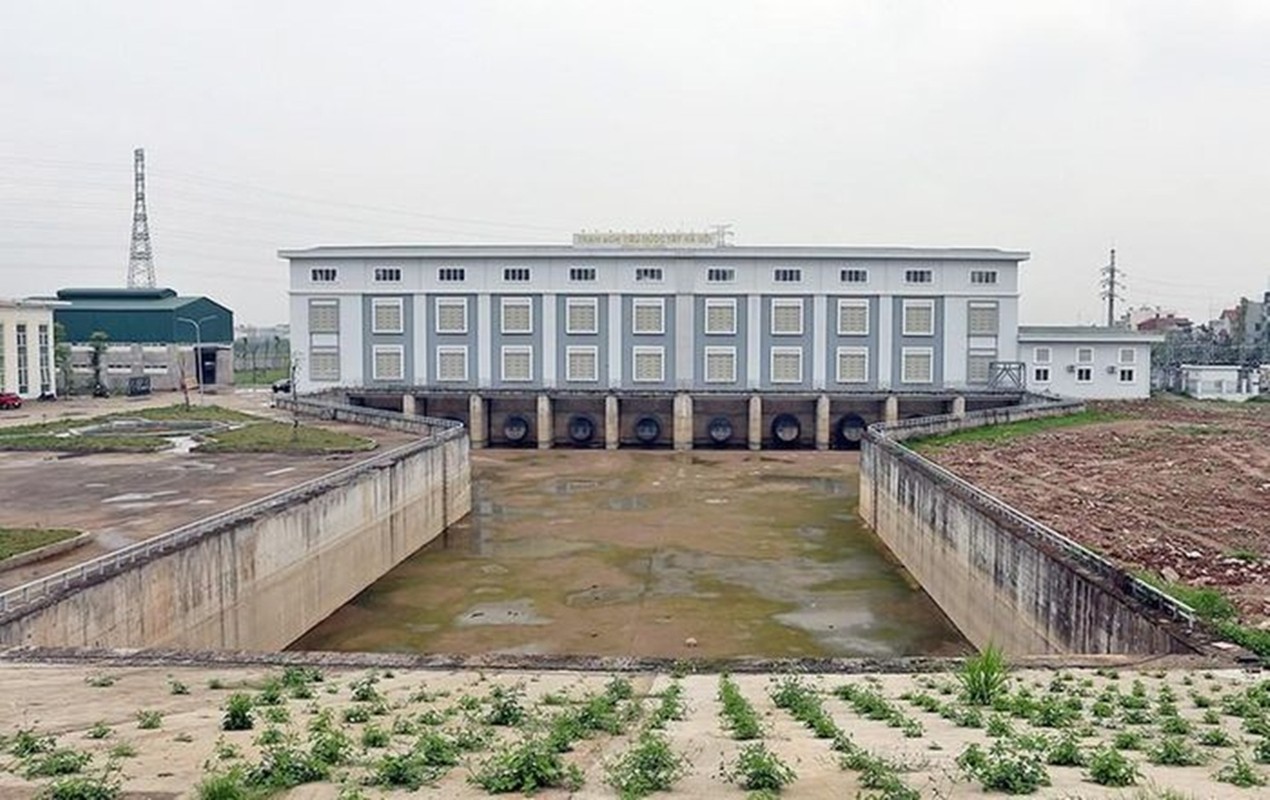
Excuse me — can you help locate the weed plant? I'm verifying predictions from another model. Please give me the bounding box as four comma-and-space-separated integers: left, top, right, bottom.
1087, 747, 1140, 786
958, 644, 1009, 706
134, 711, 163, 730
222, 694, 255, 731
604, 731, 688, 799
718, 675, 763, 740
470, 737, 584, 794
1214, 752, 1266, 788
724, 742, 796, 794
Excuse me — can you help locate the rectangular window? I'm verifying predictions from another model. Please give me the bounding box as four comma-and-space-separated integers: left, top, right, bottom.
967, 302, 999, 335
707, 267, 735, 283
371, 298, 403, 334
1033, 367, 1051, 383
435, 298, 468, 334
501, 346, 533, 382
905, 269, 932, 284
634, 267, 663, 282
837, 299, 869, 336
565, 297, 598, 334
15, 324, 28, 394
836, 347, 869, 384
970, 270, 998, 285
373, 266, 401, 282
704, 298, 737, 335
1118, 347, 1136, 364
372, 345, 404, 381
773, 268, 802, 283
569, 267, 596, 282
902, 300, 935, 336
1119, 367, 1135, 383
632, 298, 665, 334
310, 268, 337, 282
1033, 346, 1052, 364
901, 347, 933, 383
436, 346, 468, 382
770, 298, 803, 335
704, 346, 736, 383
770, 347, 803, 383
438, 267, 466, 282
309, 348, 340, 381
503, 267, 531, 282
37, 324, 51, 394
308, 299, 339, 333
632, 346, 664, 382
967, 350, 995, 385
1076, 347, 1094, 363
566, 346, 598, 382
1076, 366, 1093, 383
841, 268, 869, 283
501, 298, 533, 334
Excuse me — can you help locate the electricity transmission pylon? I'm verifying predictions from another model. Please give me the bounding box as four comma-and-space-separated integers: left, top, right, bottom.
126, 147, 156, 289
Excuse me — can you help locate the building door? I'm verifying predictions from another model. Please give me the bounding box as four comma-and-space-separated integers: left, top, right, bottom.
199, 347, 217, 386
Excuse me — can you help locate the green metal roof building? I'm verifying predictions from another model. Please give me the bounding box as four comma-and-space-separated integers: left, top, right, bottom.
51, 288, 234, 344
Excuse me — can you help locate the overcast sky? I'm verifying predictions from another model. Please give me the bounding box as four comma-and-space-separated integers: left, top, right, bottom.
3, 1, 1268, 325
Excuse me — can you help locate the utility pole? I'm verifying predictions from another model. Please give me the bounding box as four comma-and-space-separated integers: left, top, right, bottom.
711, 223, 734, 247
1099, 248, 1123, 327
126, 148, 157, 289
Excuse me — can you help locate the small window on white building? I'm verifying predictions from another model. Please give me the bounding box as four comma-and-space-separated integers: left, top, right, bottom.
309, 348, 340, 381
503, 267, 531, 282
901, 348, 934, 383
707, 268, 735, 283
967, 302, 999, 335
310, 268, 337, 282
837, 299, 869, 336
836, 347, 869, 384
1076, 366, 1093, 383
902, 300, 934, 336
1119, 347, 1136, 364
703, 347, 736, 383
501, 346, 533, 382
371, 298, 403, 334
569, 267, 596, 282
841, 268, 869, 284
566, 346, 598, 382
436, 346, 468, 382
905, 269, 932, 284
308, 299, 339, 333
437, 267, 466, 282
704, 299, 736, 335
770, 347, 803, 383
1033, 367, 1051, 383
632, 298, 665, 334
435, 299, 467, 334
1033, 347, 1052, 364
1119, 367, 1136, 383
372, 345, 404, 381
967, 350, 995, 385
501, 298, 533, 334
372, 266, 401, 282
632, 346, 664, 382
773, 268, 802, 283
970, 270, 998, 285
1076, 347, 1094, 363
770, 299, 803, 335
634, 267, 663, 282
566, 297, 598, 334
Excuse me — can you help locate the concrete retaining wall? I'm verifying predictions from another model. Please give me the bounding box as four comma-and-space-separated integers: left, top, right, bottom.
860, 400, 1200, 656
0, 405, 471, 651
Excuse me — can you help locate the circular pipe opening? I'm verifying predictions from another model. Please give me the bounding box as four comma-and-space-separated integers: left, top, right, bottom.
836, 413, 867, 448
503, 414, 530, 444
567, 414, 596, 445
771, 413, 801, 446
707, 416, 733, 445
633, 415, 661, 444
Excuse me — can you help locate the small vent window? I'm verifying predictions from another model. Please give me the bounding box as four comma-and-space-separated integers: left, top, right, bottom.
566, 298, 598, 334
632, 299, 664, 334
901, 349, 933, 383
770, 348, 803, 383
704, 299, 736, 335
503, 267, 531, 282
967, 302, 998, 335
967, 351, 995, 384
308, 300, 339, 334
373, 266, 401, 282
704, 347, 736, 383
632, 347, 664, 382
707, 268, 735, 283
501, 347, 533, 382
902, 301, 934, 336
566, 347, 598, 382
372, 346, 404, 381
501, 298, 533, 334
773, 268, 802, 283
841, 268, 869, 283
438, 267, 466, 282
837, 300, 869, 336
836, 348, 868, 383
569, 267, 596, 282
371, 299, 403, 334
436, 347, 468, 381
905, 269, 932, 284
310, 268, 337, 282
635, 267, 663, 282
970, 270, 998, 284
770, 299, 803, 335
309, 348, 340, 381
435, 299, 467, 334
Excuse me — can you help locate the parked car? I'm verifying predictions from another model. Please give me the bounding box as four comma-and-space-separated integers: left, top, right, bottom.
0, 392, 22, 410
271, 378, 292, 394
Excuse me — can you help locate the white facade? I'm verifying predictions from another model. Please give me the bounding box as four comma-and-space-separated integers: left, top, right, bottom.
0, 299, 57, 399
1018, 326, 1162, 400
1180, 364, 1262, 402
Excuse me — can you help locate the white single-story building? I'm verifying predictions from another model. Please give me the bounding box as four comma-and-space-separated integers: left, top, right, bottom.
1018, 326, 1163, 400
1179, 364, 1262, 402
0, 298, 58, 399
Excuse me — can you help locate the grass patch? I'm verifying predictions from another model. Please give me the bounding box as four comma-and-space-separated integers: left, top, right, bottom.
910, 410, 1120, 450
0, 404, 263, 453
0, 528, 79, 560
195, 422, 374, 454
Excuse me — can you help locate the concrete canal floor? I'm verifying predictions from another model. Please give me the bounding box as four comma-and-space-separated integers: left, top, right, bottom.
293, 449, 968, 659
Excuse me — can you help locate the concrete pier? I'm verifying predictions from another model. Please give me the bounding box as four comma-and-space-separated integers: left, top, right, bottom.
402, 394, 417, 417
884, 395, 899, 423
536, 394, 553, 449
748, 395, 762, 450
604, 395, 620, 449
814, 394, 830, 450
673, 393, 693, 451
468, 393, 487, 449
952, 395, 967, 419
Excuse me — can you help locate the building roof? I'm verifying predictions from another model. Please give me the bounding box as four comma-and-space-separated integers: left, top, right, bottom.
0, 298, 60, 310
48, 287, 211, 312
1179, 363, 1247, 372
278, 244, 1030, 262
1017, 325, 1165, 344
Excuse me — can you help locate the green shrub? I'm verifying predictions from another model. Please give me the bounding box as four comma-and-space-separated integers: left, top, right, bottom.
244, 742, 329, 789
360, 724, 390, 749
84, 723, 112, 741
168, 679, 190, 695
958, 644, 1009, 706
1113, 730, 1146, 751
413, 731, 460, 766
135, 710, 163, 730
484, 686, 527, 726
107, 742, 136, 759
1045, 732, 1085, 767
1087, 747, 1140, 786
35, 775, 120, 800
308, 727, 354, 766
717, 676, 762, 740
348, 674, 383, 703
649, 681, 686, 728
724, 742, 796, 793
25, 748, 93, 778
1148, 736, 1205, 766
194, 768, 254, 800
1255, 737, 1270, 764
604, 731, 688, 799
470, 737, 583, 794
1198, 728, 1233, 747
11, 727, 56, 756
281, 666, 324, 687
342, 705, 371, 724
957, 741, 1050, 794
369, 752, 439, 790
254, 727, 284, 747
1214, 752, 1266, 788
1159, 716, 1192, 735
222, 694, 255, 731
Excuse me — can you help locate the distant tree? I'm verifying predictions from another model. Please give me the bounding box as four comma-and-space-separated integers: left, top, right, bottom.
53, 322, 73, 394
88, 330, 110, 393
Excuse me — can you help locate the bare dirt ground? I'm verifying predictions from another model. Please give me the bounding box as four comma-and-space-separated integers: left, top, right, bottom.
926, 399, 1270, 622
0, 659, 1260, 798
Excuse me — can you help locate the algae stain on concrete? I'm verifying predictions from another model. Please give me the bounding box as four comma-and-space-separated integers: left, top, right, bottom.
291, 450, 969, 658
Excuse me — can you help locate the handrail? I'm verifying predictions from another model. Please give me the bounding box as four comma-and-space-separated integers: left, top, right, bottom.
864, 399, 1197, 628
0, 396, 465, 617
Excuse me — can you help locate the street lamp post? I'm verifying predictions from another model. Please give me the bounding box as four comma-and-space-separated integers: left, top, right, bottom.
177, 314, 218, 403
